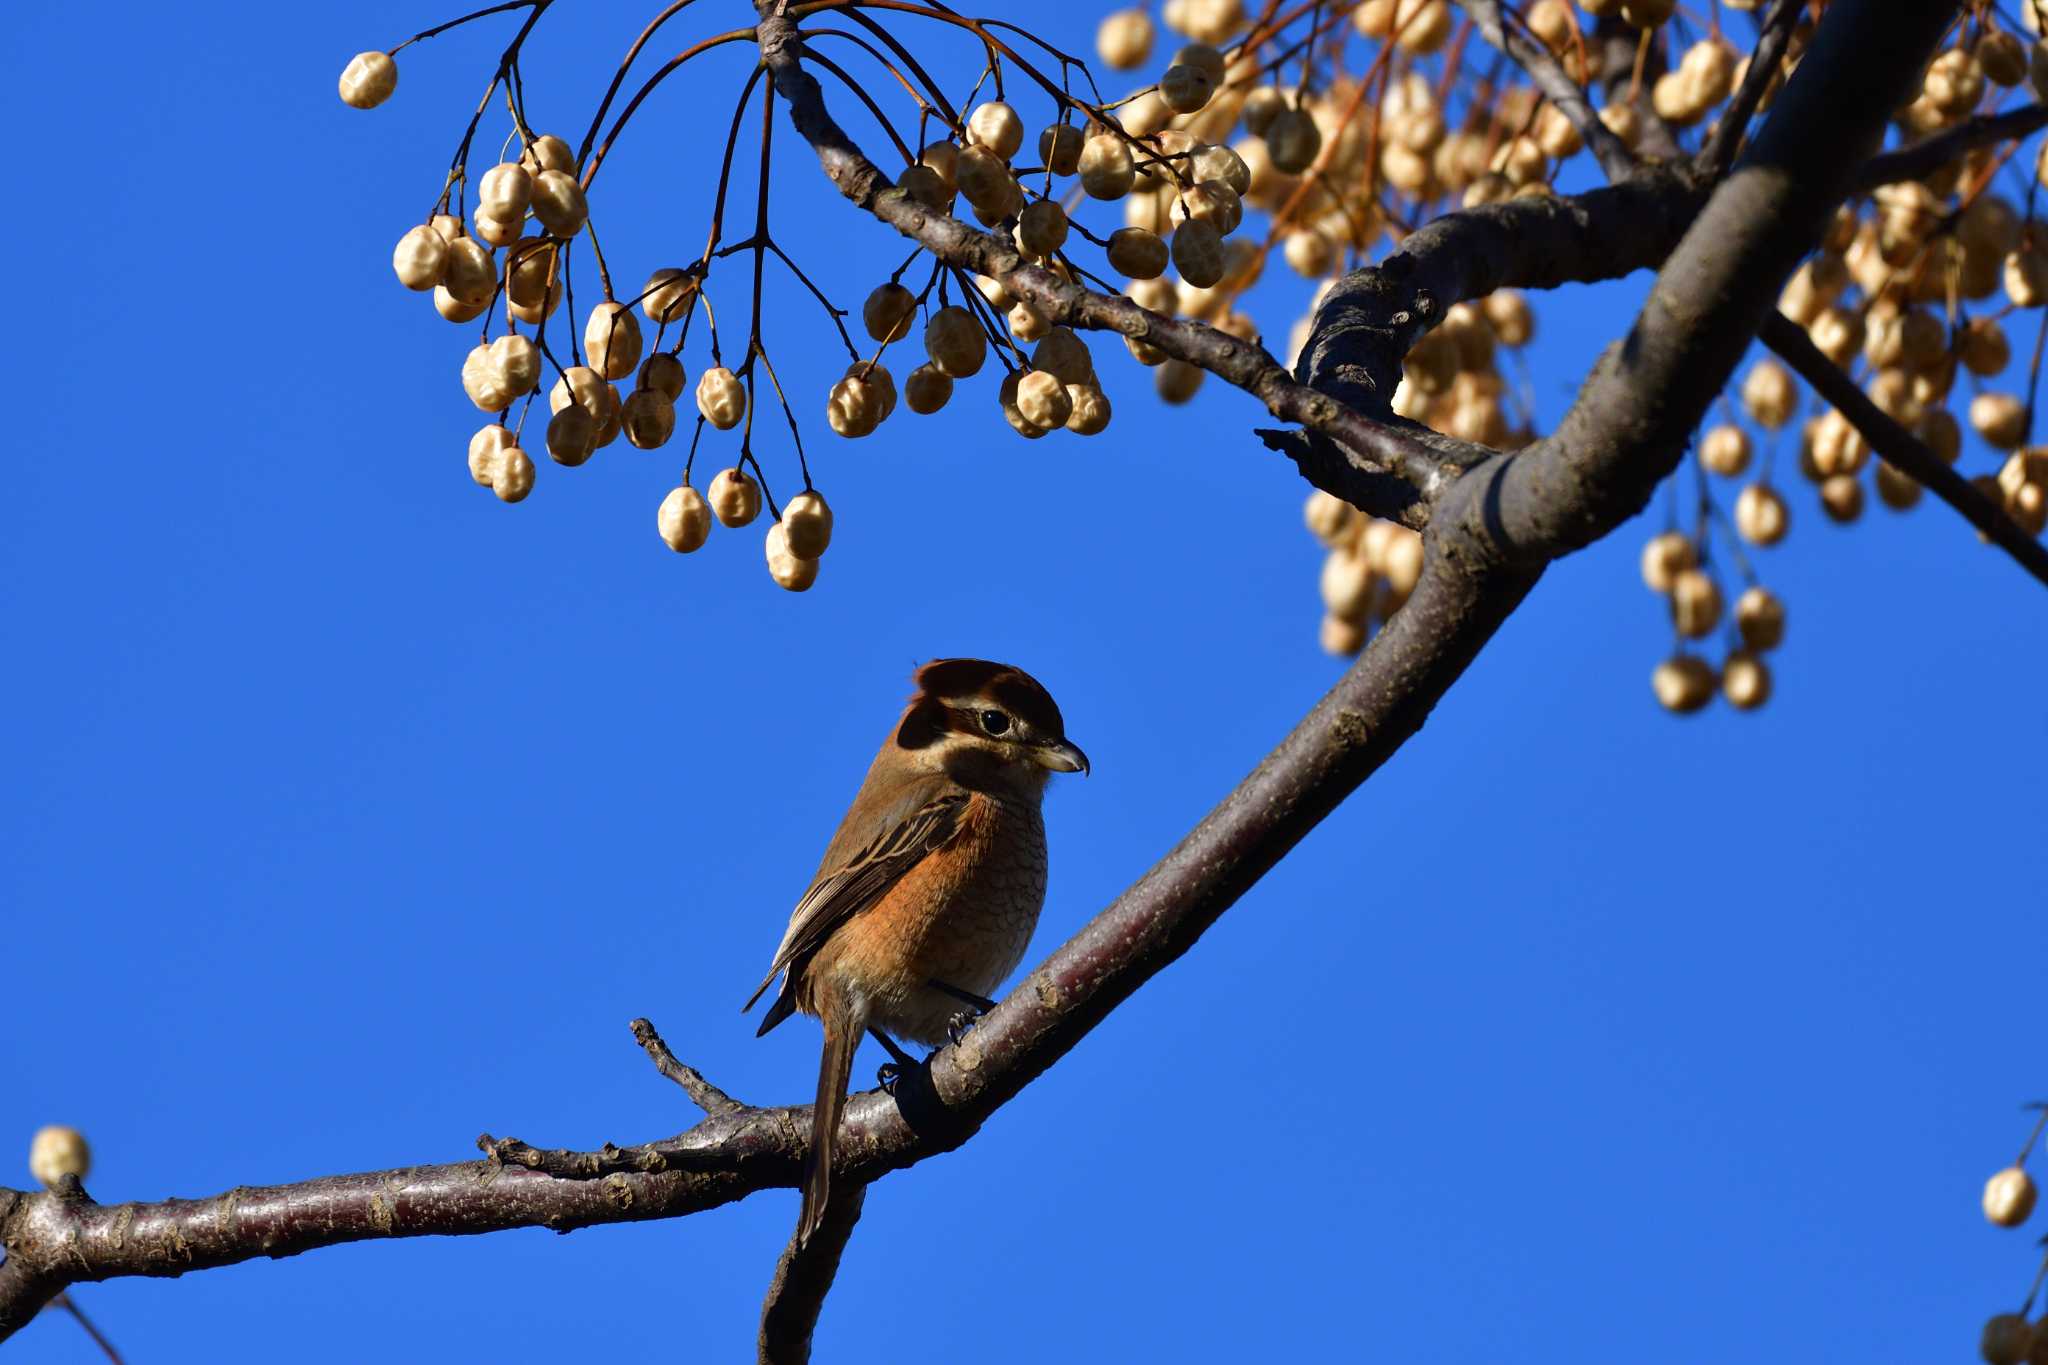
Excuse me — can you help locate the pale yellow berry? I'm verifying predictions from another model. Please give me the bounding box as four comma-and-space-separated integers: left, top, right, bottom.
658, 484, 712, 553
1983, 1166, 2038, 1228
1735, 585, 1785, 652
639, 353, 686, 402
829, 372, 887, 435
1971, 392, 2028, 449
520, 134, 576, 176
1160, 63, 1216, 114
1097, 8, 1155, 69
546, 404, 597, 467
1032, 328, 1094, 386
581, 301, 643, 379
904, 363, 953, 414
1819, 472, 1864, 523
863, 283, 916, 343
1079, 137, 1138, 200
1321, 612, 1367, 656
1156, 358, 1204, 403
708, 467, 761, 527
897, 164, 952, 212
1065, 384, 1111, 434
968, 101, 1024, 160
621, 388, 675, 449
1721, 651, 1771, 709
924, 306, 986, 378
782, 490, 834, 559
443, 237, 497, 306
642, 267, 697, 324
1736, 483, 1789, 546
1700, 424, 1752, 477
504, 238, 559, 309
1172, 220, 1225, 288
1008, 297, 1052, 342
1016, 370, 1073, 429
485, 333, 540, 397
493, 445, 536, 503
550, 367, 622, 448
1108, 228, 1169, 279
1670, 568, 1722, 637
998, 371, 1049, 439
530, 169, 587, 236
28, 1126, 90, 1188
1875, 460, 1922, 510
1742, 360, 1797, 429
1017, 200, 1069, 259
1285, 230, 1334, 278
1640, 530, 1696, 592
697, 366, 746, 430
435, 285, 488, 324
469, 423, 513, 487
461, 344, 513, 413
1039, 124, 1085, 175
765, 522, 820, 591
392, 225, 447, 291
478, 162, 534, 218
339, 52, 397, 109
1264, 108, 1322, 174
1304, 490, 1356, 545
1652, 656, 1716, 713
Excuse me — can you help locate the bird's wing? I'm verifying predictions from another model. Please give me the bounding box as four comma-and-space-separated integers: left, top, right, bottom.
742, 785, 972, 1016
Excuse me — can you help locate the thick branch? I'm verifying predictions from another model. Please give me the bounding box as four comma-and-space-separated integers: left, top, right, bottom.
1477, 0, 1959, 562
1760, 312, 2048, 589
757, 1180, 865, 1364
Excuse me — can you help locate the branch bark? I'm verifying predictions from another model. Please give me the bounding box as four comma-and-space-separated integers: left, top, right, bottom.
0, 0, 1983, 1347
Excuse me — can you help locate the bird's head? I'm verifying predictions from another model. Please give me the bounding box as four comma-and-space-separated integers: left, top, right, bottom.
894, 658, 1088, 793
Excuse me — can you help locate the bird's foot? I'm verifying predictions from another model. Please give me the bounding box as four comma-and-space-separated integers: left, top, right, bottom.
877, 1061, 903, 1093
946, 1010, 981, 1046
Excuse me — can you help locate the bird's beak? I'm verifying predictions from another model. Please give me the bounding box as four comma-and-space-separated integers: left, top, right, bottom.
1034, 738, 1089, 775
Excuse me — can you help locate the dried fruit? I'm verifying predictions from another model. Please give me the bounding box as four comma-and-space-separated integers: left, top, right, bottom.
924, 306, 986, 377
1721, 651, 1771, 709
1040, 124, 1085, 175
1652, 656, 1715, 713
708, 467, 761, 527
1017, 200, 1069, 258
621, 388, 675, 449
531, 168, 588, 236
1700, 424, 1752, 477
1735, 586, 1785, 651
1670, 568, 1723, 637
782, 490, 834, 559
28, 1126, 90, 1187
1736, 483, 1790, 546
1079, 137, 1137, 200
765, 521, 820, 591
547, 404, 597, 466
1982, 1314, 2033, 1365
493, 445, 536, 503
469, 423, 514, 486
479, 162, 534, 219
1983, 1166, 2037, 1228
658, 484, 711, 552
642, 267, 697, 324
697, 366, 746, 430
1016, 370, 1074, 429
584, 301, 644, 379
968, 101, 1024, 160
863, 283, 916, 343
1172, 220, 1226, 287
905, 363, 953, 414
339, 52, 397, 109
485, 333, 540, 397
392, 225, 447, 291
1640, 530, 1696, 592
1097, 8, 1155, 69
1065, 384, 1112, 434
639, 353, 686, 402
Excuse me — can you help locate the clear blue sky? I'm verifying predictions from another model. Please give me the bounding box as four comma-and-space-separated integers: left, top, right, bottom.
5, 3, 2044, 1361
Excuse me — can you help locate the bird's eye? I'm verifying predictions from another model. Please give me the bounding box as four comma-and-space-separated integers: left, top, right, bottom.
979, 709, 1010, 735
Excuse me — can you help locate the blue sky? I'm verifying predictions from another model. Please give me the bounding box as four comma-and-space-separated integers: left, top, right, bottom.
5, 3, 2045, 1361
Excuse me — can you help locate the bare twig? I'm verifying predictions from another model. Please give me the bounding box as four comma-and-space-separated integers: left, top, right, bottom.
633, 1017, 744, 1114
1760, 311, 2048, 589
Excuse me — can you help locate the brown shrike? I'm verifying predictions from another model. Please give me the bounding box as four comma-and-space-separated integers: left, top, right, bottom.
744, 659, 1087, 1244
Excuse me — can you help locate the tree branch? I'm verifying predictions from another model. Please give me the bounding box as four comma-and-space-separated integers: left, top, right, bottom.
1760, 311, 2048, 588
1457, 0, 1635, 180
1697, 0, 1802, 181
1852, 101, 2048, 194
757, 1180, 865, 1364
1476, 0, 1959, 563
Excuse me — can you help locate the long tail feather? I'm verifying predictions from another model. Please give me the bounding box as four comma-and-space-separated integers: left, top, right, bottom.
799, 1001, 861, 1246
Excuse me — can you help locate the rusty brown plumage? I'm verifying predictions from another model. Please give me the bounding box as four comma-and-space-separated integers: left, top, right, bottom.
745, 659, 1086, 1245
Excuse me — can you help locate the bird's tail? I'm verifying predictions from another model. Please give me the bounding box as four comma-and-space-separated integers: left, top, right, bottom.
799, 998, 861, 1246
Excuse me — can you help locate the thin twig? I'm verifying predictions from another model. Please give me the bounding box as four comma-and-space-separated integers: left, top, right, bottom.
632, 1018, 744, 1114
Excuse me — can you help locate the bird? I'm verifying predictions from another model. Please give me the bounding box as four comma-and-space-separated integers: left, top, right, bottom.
744, 658, 1088, 1245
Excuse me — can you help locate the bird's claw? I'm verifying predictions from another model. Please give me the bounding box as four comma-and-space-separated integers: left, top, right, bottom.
946, 1010, 979, 1046
877, 1061, 902, 1093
